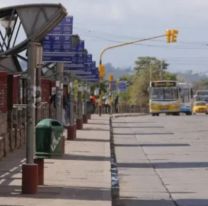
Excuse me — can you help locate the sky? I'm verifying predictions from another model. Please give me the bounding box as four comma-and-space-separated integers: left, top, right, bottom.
1, 0, 208, 73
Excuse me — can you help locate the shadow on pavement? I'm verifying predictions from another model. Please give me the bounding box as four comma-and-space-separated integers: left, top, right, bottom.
0, 185, 111, 201
82, 127, 110, 131
87, 122, 109, 126
73, 138, 109, 142
61, 154, 110, 161
0, 205, 23, 206
113, 132, 174, 135
114, 143, 190, 147
112, 121, 156, 124
115, 198, 208, 206
117, 161, 208, 169
0, 150, 25, 188
113, 126, 164, 129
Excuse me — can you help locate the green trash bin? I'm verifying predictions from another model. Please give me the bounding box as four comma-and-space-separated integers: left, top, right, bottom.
36, 119, 64, 157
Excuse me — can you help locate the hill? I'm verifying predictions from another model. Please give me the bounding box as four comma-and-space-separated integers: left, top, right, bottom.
104, 63, 133, 80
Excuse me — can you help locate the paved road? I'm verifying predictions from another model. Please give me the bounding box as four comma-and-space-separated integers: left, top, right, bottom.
112, 114, 208, 206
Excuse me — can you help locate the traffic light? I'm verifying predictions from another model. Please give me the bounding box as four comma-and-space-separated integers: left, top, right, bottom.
171, 29, 178, 42
109, 74, 113, 82
99, 64, 106, 79
166, 29, 179, 43
166, 30, 172, 43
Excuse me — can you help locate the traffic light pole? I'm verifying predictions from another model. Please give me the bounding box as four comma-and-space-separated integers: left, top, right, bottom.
99, 34, 165, 65
98, 30, 178, 79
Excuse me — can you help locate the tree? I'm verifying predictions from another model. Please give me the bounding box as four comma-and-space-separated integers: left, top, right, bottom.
129, 57, 175, 107
134, 57, 168, 79
118, 75, 132, 104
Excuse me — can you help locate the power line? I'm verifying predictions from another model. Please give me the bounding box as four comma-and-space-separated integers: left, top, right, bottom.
74, 25, 208, 48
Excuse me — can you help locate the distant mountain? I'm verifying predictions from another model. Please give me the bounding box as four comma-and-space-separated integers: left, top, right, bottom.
104, 63, 133, 80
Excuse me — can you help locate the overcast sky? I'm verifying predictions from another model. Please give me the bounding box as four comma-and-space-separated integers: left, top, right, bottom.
1, 0, 208, 73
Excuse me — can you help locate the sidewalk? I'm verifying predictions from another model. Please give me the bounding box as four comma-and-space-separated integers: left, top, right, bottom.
0, 114, 111, 206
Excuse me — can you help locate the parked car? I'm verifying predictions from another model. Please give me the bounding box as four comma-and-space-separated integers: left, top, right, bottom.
192, 101, 208, 114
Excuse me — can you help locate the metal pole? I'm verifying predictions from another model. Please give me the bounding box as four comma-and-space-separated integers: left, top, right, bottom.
83, 83, 87, 116
99, 34, 165, 65
56, 63, 64, 123
26, 42, 42, 164
160, 60, 163, 80
77, 86, 82, 119
35, 64, 41, 123
69, 81, 74, 126
150, 65, 152, 82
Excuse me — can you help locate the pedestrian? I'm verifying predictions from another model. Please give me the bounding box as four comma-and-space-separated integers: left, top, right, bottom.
90, 95, 96, 113
97, 96, 102, 116
114, 95, 119, 113
63, 89, 70, 127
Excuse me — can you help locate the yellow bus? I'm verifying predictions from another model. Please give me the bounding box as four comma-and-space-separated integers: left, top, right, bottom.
149, 80, 180, 116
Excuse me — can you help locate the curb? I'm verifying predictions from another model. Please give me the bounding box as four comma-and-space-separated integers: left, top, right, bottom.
112, 113, 148, 119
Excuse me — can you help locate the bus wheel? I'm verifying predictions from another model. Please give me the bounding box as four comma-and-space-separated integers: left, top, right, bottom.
173, 112, 180, 116
186, 112, 192, 115
152, 113, 159, 116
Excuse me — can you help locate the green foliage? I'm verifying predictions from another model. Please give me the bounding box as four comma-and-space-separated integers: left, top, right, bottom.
119, 90, 130, 103
90, 81, 108, 96
118, 75, 132, 103
134, 57, 168, 75
163, 71, 177, 80
122, 56, 176, 107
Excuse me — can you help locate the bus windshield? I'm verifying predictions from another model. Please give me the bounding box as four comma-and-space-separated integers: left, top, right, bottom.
196, 91, 208, 96
195, 95, 208, 103
179, 88, 191, 103
151, 87, 178, 101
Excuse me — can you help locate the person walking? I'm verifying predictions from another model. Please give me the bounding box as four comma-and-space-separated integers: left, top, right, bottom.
98, 96, 102, 116
114, 95, 119, 113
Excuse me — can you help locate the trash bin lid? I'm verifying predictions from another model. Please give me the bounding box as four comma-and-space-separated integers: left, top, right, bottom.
36, 118, 63, 128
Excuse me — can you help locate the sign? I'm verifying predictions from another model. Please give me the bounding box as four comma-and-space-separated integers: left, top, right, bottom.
43, 35, 72, 52
43, 16, 73, 62
118, 81, 127, 92
109, 80, 117, 91
50, 16, 73, 35
151, 81, 177, 87
43, 54, 73, 62
65, 63, 85, 69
